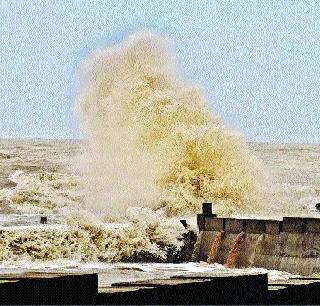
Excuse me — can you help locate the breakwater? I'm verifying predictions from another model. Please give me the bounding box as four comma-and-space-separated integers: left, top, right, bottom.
192, 203, 320, 275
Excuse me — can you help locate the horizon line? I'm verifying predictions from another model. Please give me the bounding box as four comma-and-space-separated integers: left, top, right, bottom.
0, 136, 318, 146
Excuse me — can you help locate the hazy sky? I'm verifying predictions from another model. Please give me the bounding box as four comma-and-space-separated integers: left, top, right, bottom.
1, 1, 319, 142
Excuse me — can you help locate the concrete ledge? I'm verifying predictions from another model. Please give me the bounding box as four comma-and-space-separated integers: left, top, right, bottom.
205, 217, 224, 231
282, 217, 306, 233
98, 273, 268, 305
225, 219, 245, 233
267, 277, 320, 304
306, 218, 320, 233
0, 273, 98, 304
246, 219, 266, 234
265, 220, 282, 235
99, 272, 320, 305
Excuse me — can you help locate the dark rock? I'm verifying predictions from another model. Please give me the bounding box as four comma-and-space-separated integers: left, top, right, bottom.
0, 153, 10, 159
40, 216, 48, 224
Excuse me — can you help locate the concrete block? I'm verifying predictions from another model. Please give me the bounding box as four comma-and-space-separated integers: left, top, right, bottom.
253, 253, 282, 271
306, 218, 320, 233
99, 273, 269, 305
246, 220, 266, 234
202, 203, 213, 215
197, 214, 206, 231
191, 231, 203, 261
265, 220, 281, 235
205, 217, 224, 231
301, 233, 320, 258
256, 234, 282, 256
0, 273, 98, 304
278, 256, 320, 276
225, 219, 245, 233
214, 233, 239, 264
312, 258, 320, 274
282, 217, 306, 233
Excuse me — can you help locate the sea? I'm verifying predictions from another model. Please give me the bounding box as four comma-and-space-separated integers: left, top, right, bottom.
0, 139, 318, 285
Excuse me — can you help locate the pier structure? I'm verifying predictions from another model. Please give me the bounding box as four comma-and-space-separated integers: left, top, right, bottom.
192, 203, 320, 275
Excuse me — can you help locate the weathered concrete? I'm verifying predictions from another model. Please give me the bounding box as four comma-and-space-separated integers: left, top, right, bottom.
265, 220, 282, 235
97, 272, 320, 304
0, 270, 319, 304
98, 272, 268, 305
267, 277, 320, 304
193, 204, 320, 275
0, 272, 98, 304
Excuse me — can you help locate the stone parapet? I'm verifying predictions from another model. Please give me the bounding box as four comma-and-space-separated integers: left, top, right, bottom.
192, 203, 320, 275
198, 214, 320, 235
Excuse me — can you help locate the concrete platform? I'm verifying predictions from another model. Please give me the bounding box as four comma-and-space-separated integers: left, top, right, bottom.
0, 271, 319, 304
97, 272, 267, 305
267, 276, 320, 304
194, 203, 320, 275
0, 271, 98, 304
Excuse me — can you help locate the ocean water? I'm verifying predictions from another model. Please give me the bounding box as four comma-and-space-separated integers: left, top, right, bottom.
1, 139, 319, 218
0, 139, 318, 280
0, 139, 318, 271
249, 142, 320, 215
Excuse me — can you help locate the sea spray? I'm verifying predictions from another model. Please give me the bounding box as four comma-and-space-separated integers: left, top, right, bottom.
75, 31, 268, 218
0, 31, 273, 264
0, 208, 187, 262
0, 169, 192, 262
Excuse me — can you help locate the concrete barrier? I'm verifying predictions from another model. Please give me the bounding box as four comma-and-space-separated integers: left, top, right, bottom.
192, 203, 320, 275
0, 273, 98, 304
98, 273, 268, 305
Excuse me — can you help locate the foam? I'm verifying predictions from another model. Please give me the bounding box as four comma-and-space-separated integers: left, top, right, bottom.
75, 31, 269, 218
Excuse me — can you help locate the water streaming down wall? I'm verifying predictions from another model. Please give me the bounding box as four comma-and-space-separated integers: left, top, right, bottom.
193, 203, 320, 275
224, 232, 245, 268
207, 231, 224, 264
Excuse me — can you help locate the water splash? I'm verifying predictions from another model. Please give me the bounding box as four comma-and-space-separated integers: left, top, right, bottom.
225, 232, 246, 268
207, 231, 224, 264
0, 170, 82, 215
75, 31, 268, 218
0, 208, 187, 262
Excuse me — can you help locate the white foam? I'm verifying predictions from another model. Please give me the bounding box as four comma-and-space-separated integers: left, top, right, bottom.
75, 31, 270, 219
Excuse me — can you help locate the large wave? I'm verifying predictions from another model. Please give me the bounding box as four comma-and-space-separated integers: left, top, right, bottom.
75, 31, 269, 218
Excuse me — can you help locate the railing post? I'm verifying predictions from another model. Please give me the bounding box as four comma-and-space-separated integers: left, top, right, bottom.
197, 203, 216, 231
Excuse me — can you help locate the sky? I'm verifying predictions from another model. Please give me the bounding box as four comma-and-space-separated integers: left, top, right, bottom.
1, 0, 320, 143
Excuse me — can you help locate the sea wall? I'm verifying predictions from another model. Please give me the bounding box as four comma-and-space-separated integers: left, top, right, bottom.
192, 204, 320, 275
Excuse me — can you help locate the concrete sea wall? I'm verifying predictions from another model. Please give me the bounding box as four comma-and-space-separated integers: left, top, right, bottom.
192, 204, 320, 275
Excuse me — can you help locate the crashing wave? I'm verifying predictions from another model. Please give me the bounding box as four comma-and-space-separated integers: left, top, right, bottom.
75, 31, 269, 218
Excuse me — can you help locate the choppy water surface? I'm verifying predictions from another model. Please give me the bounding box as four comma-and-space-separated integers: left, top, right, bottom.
1, 139, 319, 217
250, 142, 320, 214
0, 138, 318, 282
